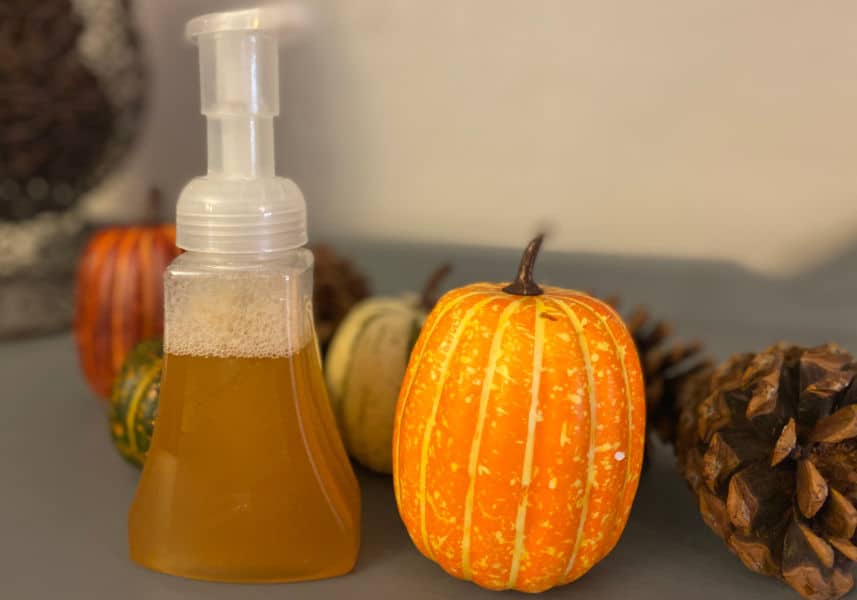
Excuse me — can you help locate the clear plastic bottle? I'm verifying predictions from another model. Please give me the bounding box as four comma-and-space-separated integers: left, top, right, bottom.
128, 7, 360, 582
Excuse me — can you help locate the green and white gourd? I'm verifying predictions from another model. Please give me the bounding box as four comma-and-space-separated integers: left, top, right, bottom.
324, 265, 451, 474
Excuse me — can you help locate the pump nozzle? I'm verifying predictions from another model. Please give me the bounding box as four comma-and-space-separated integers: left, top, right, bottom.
187, 5, 309, 116
176, 5, 310, 254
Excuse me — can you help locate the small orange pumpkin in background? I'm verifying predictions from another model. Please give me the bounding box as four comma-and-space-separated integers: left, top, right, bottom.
74, 190, 180, 399
393, 235, 645, 593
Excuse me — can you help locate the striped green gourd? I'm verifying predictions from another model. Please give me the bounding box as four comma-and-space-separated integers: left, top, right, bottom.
108, 339, 163, 467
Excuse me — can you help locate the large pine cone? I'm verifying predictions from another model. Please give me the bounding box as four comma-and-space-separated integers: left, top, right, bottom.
676, 343, 857, 600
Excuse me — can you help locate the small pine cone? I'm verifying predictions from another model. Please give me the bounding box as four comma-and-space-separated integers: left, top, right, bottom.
676, 343, 857, 600
310, 244, 371, 353
603, 298, 712, 453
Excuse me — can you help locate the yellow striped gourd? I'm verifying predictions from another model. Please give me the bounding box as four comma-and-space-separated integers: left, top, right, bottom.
325, 266, 451, 474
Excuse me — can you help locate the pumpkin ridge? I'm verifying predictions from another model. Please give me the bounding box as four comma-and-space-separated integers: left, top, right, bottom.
394, 289, 488, 509
126, 359, 163, 456
508, 298, 547, 588
541, 286, 589, 298
76, 233, 106, 388
418, 296, 496, 559
110, 230, 142, 374
93, 232, 123, 396
75, 227, 180, 399
461, 299, 521, 579
75, 231, 120, 391
559, 295, 638, 558
551, 298, 599, 577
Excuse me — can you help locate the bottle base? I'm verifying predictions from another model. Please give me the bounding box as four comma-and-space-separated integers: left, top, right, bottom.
130, 553, 357, 584
126, 347, 362, 585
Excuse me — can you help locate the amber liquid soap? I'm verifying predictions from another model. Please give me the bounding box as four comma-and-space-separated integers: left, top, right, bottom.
129, 262, 360, 582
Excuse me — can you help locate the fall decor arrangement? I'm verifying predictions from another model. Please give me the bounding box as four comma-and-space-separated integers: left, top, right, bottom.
676, 343, 857, 600
89, 222, 857, 598
393, 235, 645, 592
311, 243, 372, 353
326, 264, 452, 474
25, 1, 856, 593
73, 191, 180, 398
109, 340, 163, 467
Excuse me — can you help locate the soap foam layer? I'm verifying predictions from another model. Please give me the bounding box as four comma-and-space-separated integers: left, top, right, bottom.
164, 272, 311, 358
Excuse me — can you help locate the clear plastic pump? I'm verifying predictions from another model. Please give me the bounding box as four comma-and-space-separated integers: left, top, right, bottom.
128, 6, 361, 583
176, 5, 309, 254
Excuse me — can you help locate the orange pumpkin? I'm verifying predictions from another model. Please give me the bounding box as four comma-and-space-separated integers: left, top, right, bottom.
74, 216, 180, 399
393, 236, 645, 592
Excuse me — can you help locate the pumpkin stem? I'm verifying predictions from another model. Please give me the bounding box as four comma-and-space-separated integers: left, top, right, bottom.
420, 263, 453, 310
146, 188, 162, 224
503, 234, 545, 296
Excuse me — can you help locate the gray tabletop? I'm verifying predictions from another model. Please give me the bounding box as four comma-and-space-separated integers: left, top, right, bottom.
2, 239, 856, 599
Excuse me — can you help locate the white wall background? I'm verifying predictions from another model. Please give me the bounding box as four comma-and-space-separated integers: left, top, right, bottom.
89, 0, 857, 274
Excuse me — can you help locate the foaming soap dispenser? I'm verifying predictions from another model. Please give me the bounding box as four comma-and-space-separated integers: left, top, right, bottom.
128, 6, 361, 582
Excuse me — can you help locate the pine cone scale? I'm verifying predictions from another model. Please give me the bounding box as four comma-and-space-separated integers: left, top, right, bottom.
772, 418, 798, 466
810, 441, 857, 505
797, 460, 829, 519
782, 520, 853, 600
820, 489, 857, 540
698, 486, 732, 540
809, 406, 857, 444
727, 463, 794, 533
830, 538, 857, 562
731, 532, 781, 576
704, 430, 769, 494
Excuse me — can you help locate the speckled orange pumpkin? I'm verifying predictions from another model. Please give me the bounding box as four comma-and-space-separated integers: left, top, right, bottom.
392, 236, 645, 592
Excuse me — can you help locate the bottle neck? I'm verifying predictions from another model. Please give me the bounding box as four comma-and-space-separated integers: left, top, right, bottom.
172, 248, 311, 276
181, 248, 305, 264
206, 116, 275, 178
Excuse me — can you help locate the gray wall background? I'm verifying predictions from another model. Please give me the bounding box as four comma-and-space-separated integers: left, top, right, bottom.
84, 0, 857, 276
